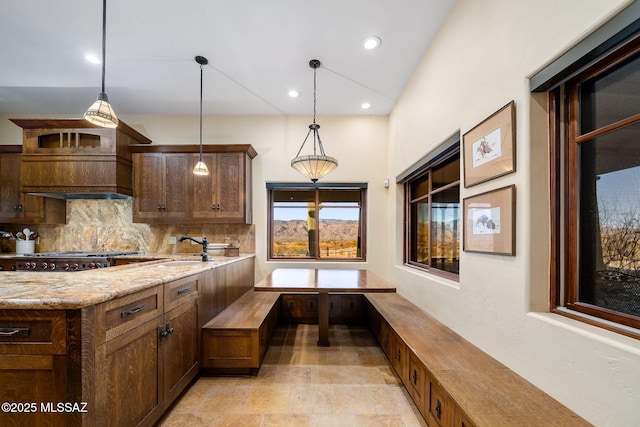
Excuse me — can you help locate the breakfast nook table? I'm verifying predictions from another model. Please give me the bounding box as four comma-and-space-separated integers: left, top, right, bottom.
254, 268, 396, 346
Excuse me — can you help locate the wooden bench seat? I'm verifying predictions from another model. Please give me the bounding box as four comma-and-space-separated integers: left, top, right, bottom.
201, 291, 280, 375
364, 293, 591, 427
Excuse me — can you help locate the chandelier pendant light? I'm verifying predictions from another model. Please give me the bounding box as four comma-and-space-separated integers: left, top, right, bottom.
193, 55, 209, 176
291, 59, 338, 182
84, 0, 118, 128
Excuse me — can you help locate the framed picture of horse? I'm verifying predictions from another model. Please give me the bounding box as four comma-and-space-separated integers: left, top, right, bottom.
463, 185, 515, 255
463, 101, 515, 187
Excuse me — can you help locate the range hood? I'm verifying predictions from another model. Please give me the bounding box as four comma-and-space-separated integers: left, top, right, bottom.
11, 119, 151, 199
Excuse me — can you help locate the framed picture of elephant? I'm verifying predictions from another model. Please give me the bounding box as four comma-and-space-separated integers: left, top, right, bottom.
463, 101, 515, 187
463, 184, 515, 255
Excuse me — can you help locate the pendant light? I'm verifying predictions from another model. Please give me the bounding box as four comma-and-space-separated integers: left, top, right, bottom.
193, 55, 209, 176
291, 59, 338, 182
84, 0, 118, 128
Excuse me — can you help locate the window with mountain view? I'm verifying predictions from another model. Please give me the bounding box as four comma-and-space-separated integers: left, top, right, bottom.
267, 184, 366, 261
403, 149, 460, 278
549, 33, 640, 337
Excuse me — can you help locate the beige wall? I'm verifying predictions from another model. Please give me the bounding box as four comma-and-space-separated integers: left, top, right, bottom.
387, 0, 639, 426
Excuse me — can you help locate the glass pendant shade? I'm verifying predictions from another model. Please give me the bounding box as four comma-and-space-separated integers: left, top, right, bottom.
84, 92, 118, 128
291, 154, 338, 183
193, 157, 209, 175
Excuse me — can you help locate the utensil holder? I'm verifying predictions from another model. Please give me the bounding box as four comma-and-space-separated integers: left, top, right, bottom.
224, 246, 239, 257
16, 240, 35, 254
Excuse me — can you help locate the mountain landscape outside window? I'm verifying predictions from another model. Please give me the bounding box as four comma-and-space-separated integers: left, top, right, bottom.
268, 185, 366, 261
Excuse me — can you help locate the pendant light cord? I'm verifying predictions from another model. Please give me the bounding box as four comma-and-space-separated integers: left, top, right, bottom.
199, 62, 204, 161
312, 65, 317, 125
101, 0, 107, 94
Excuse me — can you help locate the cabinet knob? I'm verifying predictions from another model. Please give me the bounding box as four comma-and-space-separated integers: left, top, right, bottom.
435, 399, 442, 419
211, 204, 220, 211
14, 204, 23, 212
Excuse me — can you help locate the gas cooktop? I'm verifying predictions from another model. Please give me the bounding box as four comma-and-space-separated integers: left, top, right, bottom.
17, 251, 144, 271
29, 251, 143, 258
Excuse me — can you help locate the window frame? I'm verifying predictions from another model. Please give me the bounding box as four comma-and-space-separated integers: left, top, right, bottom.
401, 144, 460, 280
266, 183, 367, 261
549, 32, 640, 339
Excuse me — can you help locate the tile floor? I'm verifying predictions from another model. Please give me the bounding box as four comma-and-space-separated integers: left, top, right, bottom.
158, 323, 427, 427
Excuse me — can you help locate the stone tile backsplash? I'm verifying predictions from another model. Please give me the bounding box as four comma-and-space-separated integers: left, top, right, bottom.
0, 199, 255, 255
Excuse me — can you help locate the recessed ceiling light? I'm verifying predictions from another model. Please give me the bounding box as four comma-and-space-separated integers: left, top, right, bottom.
288, 89, 301, 98
362, 36, 381, 50
361, 102, 371, 109
84, 54, 101, 64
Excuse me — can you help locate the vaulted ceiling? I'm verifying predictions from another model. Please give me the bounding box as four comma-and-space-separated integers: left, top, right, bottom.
0, 0, 454, 117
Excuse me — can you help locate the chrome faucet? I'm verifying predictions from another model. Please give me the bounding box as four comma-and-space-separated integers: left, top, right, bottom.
178, 236, 209, 262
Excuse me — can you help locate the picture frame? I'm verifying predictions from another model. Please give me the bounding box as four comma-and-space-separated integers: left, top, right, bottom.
463, 185, 515, 255
463, 101, 515, 187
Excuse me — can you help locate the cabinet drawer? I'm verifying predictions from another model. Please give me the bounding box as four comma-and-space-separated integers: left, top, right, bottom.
104, 286, 163, 341
0, 310, 66, 355
281, 295, 303, 318
165, 275, 200, 311
407, 351, 428, 416
391, 332, 408, 381
429, 380, 455, 427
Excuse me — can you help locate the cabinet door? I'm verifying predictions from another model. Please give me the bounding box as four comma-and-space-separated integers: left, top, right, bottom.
133, 153, 165, 221
0, 355, 68, 427
407, 351, 428, 417
0, 152, 62, 223
429, 380, 455, 427
191, 153, 218, 220
215, 152, 245, 221
391, 332, 408, 382
191, 152, 246, 222
133, 153, 190, 223
162, 299, 199, 406
0, 154, 23, 220
94, 316, 164, 427
163, 154, 190, 221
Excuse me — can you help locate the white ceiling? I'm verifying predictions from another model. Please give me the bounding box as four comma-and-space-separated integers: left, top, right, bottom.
0, 0, 454, 117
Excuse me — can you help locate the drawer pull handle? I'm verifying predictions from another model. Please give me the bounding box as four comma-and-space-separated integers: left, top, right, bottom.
435, 399, 442, 419
413, 369, 418, 385
121, 304, 146, 318
0, 327, 30, 336
177, 286, 192, 295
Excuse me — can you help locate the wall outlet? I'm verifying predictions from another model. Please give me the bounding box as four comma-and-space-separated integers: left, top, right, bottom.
168, 236, 177, 244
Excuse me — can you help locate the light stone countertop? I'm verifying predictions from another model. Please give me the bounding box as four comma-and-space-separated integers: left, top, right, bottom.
0, 253, 255, 310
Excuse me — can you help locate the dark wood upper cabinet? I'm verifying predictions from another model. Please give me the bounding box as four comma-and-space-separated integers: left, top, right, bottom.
130, 145, 256, 224
11, 119, 151, 199
0, 145, 66, 224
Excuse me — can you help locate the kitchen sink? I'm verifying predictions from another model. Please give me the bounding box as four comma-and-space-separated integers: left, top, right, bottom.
153, 260, 209, 268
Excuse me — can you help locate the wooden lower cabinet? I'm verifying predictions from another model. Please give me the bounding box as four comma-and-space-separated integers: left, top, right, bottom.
0, 259, 254, 426
454, 406, 478, 427
163, 299, 200, 405
94, 278, 200, 427
407, 351, 428, 417
429, 380, 455, 427
391, 331, 408, 381
280, 294, 366, 324
95, 315, 164, 427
